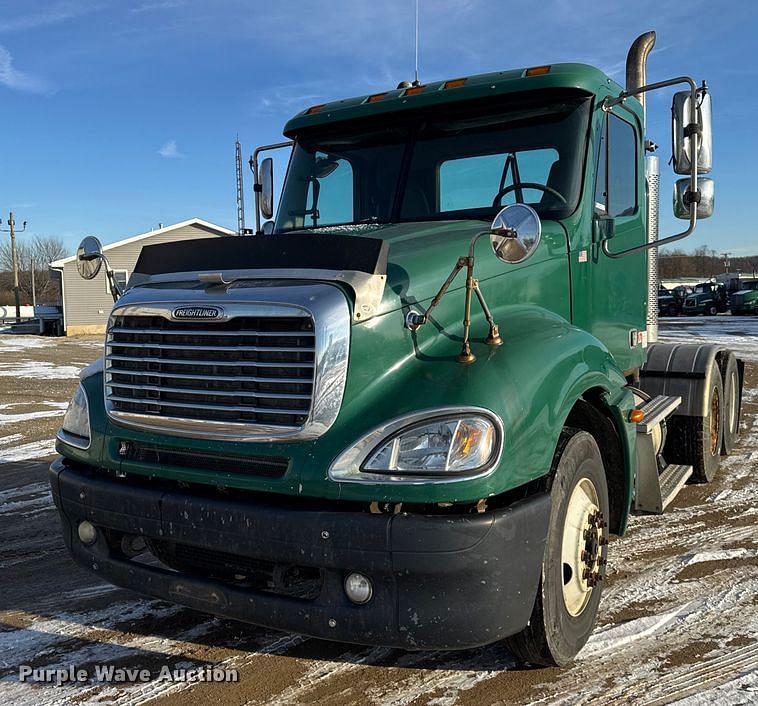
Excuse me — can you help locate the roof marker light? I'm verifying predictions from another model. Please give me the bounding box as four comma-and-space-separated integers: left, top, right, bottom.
306, 104, 325, 114
525, 65, 551, 77
367, 92, 389, 103
404, 85, 426, 96
443, 78, 467, 89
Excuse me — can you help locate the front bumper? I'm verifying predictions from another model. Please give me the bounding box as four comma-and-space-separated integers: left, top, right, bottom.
49, 457, 550, 650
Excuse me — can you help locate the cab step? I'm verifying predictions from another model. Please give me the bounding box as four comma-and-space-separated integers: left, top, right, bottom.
633, 394, 690, 515
659, 463, 693, 510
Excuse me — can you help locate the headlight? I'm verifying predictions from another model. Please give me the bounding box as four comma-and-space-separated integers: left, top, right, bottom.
329, 408, 502, 483
58, 384, 90, 449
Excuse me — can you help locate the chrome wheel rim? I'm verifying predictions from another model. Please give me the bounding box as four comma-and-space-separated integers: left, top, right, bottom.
561, 477, 603, 617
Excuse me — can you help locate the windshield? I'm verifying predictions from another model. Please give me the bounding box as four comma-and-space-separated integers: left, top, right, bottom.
275, 91, 591, 232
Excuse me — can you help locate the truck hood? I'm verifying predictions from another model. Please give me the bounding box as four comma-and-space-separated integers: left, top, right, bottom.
310, 219, 564, 315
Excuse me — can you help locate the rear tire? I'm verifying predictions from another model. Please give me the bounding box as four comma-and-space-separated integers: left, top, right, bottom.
505, 428, 609, 666
665, 363, 724, 483
721, 353, 741, 455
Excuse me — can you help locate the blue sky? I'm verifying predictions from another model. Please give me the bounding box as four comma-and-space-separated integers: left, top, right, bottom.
1, 0, 756, 256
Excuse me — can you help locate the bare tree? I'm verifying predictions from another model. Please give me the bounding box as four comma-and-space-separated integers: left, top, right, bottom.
0, 235, 67, 304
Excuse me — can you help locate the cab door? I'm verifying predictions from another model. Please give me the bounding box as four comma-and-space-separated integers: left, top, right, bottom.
572, 108, 647, 373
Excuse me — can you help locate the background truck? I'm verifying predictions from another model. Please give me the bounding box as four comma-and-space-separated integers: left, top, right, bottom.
50, 31, 743, 667
730, 280, 758, 315
681, 280, 729, 315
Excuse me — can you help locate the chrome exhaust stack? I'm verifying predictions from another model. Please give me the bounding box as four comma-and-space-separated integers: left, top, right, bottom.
626, 31, 656, 118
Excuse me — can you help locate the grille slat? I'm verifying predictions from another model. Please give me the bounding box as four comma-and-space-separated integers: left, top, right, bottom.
106, 312, 316, 430
107, 368, 310, 385
108, 341, 314, 353
110, 381, 312, 401
110, 326, 310, 338
107, 353, 314, 369
109, 396, 306, 417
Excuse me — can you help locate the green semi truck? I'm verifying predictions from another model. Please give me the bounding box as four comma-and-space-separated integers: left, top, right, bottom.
730, 281, 758, 315
50, 31, 743, 666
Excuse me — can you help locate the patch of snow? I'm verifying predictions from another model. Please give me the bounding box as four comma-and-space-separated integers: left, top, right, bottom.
0, 408, 67, 426
0, 335, 54, 353
0, 361, 82, 379
0, 438, 56, 463
0, 433, 24, 447
682, 548, 757, 566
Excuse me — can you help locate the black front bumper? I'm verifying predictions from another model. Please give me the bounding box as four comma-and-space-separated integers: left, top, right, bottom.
49, 458, 550, 650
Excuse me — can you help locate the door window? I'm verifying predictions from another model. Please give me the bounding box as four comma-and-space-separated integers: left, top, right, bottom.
595, 113, 638, 217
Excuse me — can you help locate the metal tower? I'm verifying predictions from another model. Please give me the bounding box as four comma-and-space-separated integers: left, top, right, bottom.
235, 138, 246, 235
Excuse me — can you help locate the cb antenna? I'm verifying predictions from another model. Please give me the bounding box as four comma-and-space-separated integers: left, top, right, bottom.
414, 0, 420, 85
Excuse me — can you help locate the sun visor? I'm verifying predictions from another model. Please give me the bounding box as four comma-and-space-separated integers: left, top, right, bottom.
134, 234, 389, 277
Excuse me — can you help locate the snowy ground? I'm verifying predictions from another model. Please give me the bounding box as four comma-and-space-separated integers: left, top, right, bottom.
0, 319, 756, 706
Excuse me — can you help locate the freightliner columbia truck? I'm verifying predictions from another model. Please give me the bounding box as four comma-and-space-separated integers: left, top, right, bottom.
50, 31, 744, 665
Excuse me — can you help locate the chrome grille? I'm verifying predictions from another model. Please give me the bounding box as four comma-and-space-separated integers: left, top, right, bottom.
104, 285, 350, 442
106, 314, 315, 429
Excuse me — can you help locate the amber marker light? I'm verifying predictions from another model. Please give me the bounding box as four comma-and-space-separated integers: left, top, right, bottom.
306, 104, 325, 114
525, 65, 551, 76
367, 92, 389, 103
629, 409, 645, 423
404, 85, 426, 96
443, 78, 467, 89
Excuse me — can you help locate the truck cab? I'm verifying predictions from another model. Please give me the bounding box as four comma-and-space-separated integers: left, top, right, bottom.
730, 280, 758, 315
50, 32, 741, 666
682, 281, 729, 315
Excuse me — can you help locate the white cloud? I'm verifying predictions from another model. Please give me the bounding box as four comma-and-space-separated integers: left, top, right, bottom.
158, 139, 184, 158
0, 44, 48, 93
0, 1, 102, 33
131, 1, 185, 12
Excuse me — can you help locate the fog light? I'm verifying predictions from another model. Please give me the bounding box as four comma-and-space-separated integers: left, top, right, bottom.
344, 572, 373, 604
77, 520, 97, 546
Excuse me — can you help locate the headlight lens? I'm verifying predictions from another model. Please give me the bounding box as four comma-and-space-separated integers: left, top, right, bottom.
328, 408, 503, 482
59, 384, 90, 448
364, 417, 496, 474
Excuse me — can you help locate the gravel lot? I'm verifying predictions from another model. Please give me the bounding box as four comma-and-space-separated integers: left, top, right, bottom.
1, 319, 756, 705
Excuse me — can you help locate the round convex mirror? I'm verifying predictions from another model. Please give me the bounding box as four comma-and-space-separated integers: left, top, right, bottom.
489, 204, 542, 264
76, 236, 104, 280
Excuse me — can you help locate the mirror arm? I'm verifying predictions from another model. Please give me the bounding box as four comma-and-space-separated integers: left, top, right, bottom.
602, 75, 701, 259
250, 141, 294, 234
405, 231, 502, 363
99, 253, 123, 302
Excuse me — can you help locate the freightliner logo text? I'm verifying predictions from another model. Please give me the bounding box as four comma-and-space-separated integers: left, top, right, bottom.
172, 306, 223, 320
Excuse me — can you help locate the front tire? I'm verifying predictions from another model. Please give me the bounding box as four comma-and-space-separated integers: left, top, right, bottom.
506, 429, 609, 666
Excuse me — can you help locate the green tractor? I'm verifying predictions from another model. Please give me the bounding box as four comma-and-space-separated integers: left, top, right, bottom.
50, 32, 741, 666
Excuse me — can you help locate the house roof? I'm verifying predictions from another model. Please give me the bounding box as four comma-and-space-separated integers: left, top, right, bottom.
49, 218, 236, 268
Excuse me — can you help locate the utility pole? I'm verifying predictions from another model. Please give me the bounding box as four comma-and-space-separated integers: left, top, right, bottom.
30, 255, 37, 309
0, 212, 28, 323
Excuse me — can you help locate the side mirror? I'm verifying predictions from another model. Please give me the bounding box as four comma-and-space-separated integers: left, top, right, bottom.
489, 204, 541, 264
674, 177, 714, 219
260, 157, 274, 220
76, 236, 104, 280
261, 220, 275, 234
672, 89, 712, 175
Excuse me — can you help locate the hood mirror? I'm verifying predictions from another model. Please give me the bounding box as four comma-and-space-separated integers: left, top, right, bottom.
76, 236, 104, 280
489, 204, 542, 264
